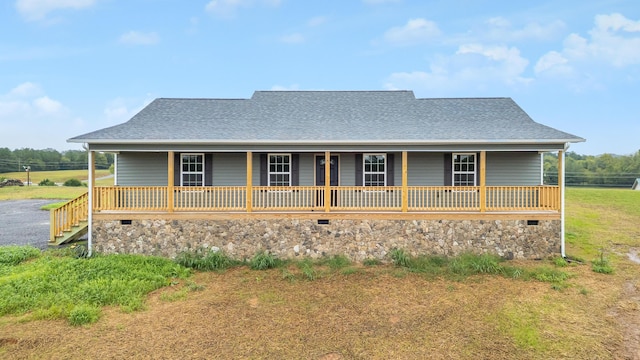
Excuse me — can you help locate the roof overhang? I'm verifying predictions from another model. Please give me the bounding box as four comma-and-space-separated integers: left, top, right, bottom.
74, 138, 584, 153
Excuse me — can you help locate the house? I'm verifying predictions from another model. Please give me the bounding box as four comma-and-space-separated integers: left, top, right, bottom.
58, 90, 585, 261
633, 178, 640, 190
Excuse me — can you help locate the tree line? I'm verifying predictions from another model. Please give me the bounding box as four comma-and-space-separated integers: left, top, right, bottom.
544, 150, 640, 187
0, 148, 113, 173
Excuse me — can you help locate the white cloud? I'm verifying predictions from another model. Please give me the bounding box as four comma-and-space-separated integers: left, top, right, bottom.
280, 33, 305, 44
118, 31, 160, 46
103, 96, 152, 125
15, 0, 96, 21
34, 96, 64, 114
535, 13, 640, 79
8, 82, 42, 97
595, 12, 640, 32
482, 16, 566, 42
205, 0, 280, 17
384, 44, 531, 94
456, 44, 530, 81
534, 51, 570, 75
0, 82, 75, 150
382, 18, 441, 46
0, 83, 67, 117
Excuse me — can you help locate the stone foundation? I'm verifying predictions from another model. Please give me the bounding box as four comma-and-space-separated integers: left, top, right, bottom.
92, 218, 561, 261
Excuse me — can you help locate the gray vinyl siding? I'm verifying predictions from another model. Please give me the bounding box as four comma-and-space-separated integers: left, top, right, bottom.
212, 153, 245, 186
252, 153, 260, 185
299, 153, 314, 186
391, 152, 401, 186
117, 152, 168, 186
486, 152, 540, 185
118, 151, 540, 187
340, 153, 356, 186
407, 152, 443, 186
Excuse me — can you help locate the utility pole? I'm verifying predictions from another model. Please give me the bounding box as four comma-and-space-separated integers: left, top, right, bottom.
23, 165, 30, 186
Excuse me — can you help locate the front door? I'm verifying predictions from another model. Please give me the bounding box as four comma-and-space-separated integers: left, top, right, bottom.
315, 155, 339, 207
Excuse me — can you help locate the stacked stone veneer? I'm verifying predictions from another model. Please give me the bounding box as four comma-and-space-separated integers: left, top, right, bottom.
92, 218, 560, 261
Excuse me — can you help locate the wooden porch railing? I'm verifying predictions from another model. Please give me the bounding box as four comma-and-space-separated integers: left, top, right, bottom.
50, 192, 89, 242
486, 186, 559, 211
407, 186, 480, 211
89, 185, 560, 212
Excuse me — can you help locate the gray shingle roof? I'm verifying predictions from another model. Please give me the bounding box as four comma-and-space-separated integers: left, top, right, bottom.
68, 90, 584, 145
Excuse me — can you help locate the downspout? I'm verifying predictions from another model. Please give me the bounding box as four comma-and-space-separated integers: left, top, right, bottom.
87, 148, 93, 257
560, 145, 568, 258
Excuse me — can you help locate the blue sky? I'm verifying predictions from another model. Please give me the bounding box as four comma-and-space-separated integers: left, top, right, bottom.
1, 0, 638, 155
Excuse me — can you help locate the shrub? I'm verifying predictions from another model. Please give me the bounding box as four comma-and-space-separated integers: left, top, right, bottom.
591, 252, 613, 274
249, 251, 282, 270
552, 257, 568, 267
68, 304, 101, 326
362, 258, 382, 266
63, 178, 83, 187
175, 248, 237, 271
322, 254, 352, 269
390, 248, 411, 267
300, 262, 317, 280
38, 178, 57, 186
449, 253, 503, 276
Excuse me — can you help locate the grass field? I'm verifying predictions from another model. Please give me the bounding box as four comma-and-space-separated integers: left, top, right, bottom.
0, 169, 111, 185
0, 187, 638, 359
0, 169, 112, 201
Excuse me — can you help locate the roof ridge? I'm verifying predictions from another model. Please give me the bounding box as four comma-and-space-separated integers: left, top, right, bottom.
253, 90, 414, 92
157, 97, 247, 100
415, 97, 511, 100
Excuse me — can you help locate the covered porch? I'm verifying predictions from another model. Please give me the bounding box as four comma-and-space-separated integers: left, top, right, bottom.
93, 150, 562, 214
50, 149, 566, 244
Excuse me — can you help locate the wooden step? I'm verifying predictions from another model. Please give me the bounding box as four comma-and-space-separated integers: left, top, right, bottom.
49, 221, 88, 246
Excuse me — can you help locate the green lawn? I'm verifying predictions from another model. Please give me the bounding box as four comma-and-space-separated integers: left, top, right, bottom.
1, 169, 110, 185
565, 187, 640, 259
0, 169, 113, 201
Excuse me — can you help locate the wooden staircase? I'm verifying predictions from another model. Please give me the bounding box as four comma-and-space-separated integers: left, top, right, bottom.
50, 193, 89, 246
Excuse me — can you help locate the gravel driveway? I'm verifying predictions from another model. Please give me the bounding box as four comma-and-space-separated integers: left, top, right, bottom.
0, 199, 60, 250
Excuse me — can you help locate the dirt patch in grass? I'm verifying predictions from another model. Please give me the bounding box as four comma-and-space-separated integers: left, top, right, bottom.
0, 261, 637, 359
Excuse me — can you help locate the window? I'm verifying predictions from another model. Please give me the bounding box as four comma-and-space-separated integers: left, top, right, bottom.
268, 154, 291, 186
452, 153, 476, 186
181, 153, 204, 186
363, 153, 386, 186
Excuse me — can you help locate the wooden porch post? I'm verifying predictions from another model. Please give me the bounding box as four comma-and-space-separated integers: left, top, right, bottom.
90, 151, 96, 191
324, 151, 331, 212
402, 151, 408, 212
479, 151, 486, 212
167, 151, 174, 213
246, 151, 253, 213
558, 150, 564, 205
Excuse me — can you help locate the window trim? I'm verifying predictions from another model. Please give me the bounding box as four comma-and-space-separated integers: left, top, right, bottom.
180, 153, 205, 187
452, 153, 476, 187
268, 153, 292, 187
363, 153, 386, 187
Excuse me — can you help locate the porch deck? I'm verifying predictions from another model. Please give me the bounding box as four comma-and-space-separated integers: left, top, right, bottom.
50, 185, 559, 243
